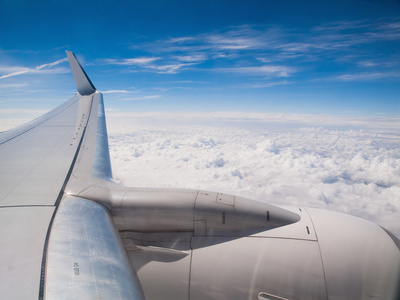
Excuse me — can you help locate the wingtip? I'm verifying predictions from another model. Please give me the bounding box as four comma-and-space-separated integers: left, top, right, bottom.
66, 51, 96, 96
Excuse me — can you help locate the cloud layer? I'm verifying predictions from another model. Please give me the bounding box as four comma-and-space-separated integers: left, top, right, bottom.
107, 114, 400, 237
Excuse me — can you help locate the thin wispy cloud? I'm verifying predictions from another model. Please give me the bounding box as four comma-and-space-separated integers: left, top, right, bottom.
104, 55, 199, 74
312, 20, 370, 32
0, 83, 29, 89
0, 70, 28, 80
357, 61, 377, 67
36, 58, 68, 69
205, 31, 265, 50
153, 86, 191, 92
217, 65, 294, 77
312, 19, 400, 43
141, 25, 276, 54
334, 71, 400, 81
119, 95, 161, 101
101, 90, 132, 94
146, 62, 198, 74
373, 20, 400, 39
0, 57, 68, 80
251, 80, 294, 88
174, 54, 207, 62
127, 19, 400, 81
172, 80, 208, 84
105, 57, 161, 65
167, 37, 196, 44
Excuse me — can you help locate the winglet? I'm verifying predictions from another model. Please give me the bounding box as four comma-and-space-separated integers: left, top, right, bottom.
66, 51, 96, 95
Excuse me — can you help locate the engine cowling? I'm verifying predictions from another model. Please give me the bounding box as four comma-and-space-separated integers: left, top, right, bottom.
77, 183, 400, 300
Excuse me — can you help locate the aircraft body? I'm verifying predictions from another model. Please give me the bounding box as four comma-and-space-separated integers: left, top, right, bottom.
0, 52, 399, 300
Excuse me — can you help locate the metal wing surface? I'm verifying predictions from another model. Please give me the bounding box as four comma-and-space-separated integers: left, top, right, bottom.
0, 51, 143, 299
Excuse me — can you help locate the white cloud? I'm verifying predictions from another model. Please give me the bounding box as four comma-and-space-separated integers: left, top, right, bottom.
251, 80, 294, 88
216, 65, 294, 77
101, 90, 131, 94
174, 54, 207, 62
146, 62, 198, 74
334, 71, 400, 81
312, 20, 370, 33
172, 80, 208, 84
204, 25, 270, 51
0, 69, 29, 79
0, 57, 69, 80
106, 55, 199, 74
119, 95, 161, 101
357, 61, 377, 67
36, 57, 68, 70
107, 114, 400, 237
167, 37, 196, 43
0, 83, 29, 89
105, 57, 161, 65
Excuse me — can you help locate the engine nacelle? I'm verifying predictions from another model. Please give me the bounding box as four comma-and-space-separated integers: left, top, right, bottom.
77, 182, 400, 300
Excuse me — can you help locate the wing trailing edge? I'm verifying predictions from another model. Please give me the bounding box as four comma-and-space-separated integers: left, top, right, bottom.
66, 51, 96, 95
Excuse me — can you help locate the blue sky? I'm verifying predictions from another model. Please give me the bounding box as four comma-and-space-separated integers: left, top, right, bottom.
0, 0, 399, 118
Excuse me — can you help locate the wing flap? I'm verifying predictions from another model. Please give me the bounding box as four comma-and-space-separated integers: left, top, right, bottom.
45, 197, 145, 299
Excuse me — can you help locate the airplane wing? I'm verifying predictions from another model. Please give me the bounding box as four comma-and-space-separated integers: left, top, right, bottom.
1, 52, 399, 300
0, 51, 144, 299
